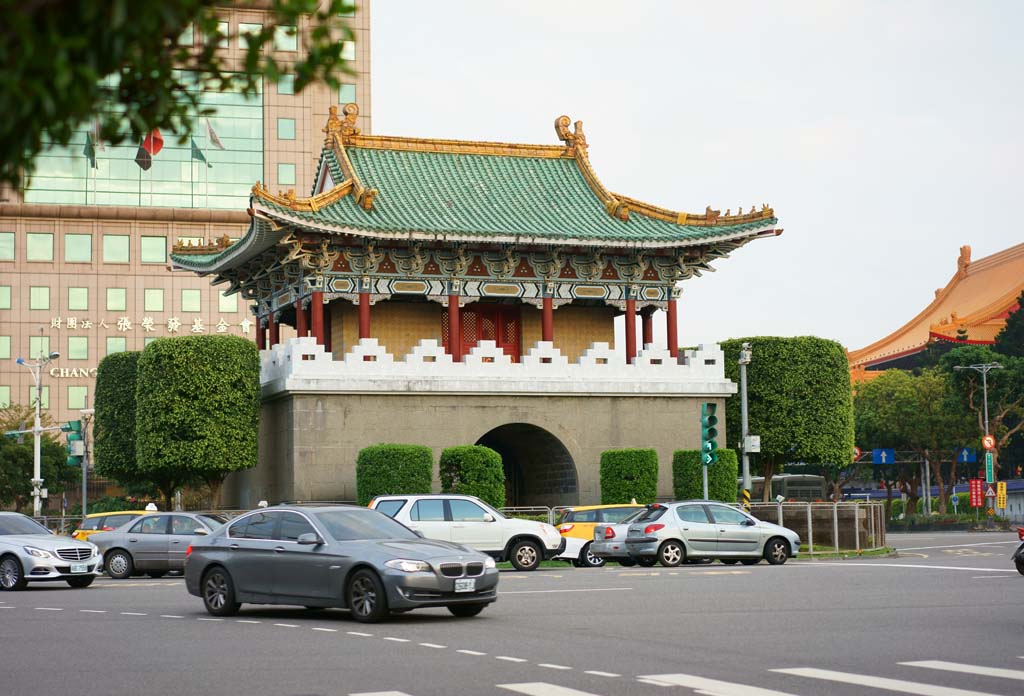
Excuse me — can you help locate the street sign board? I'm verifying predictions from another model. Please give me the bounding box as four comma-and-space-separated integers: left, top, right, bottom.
872, 448, 895, 465
853, 446, 862, 461
985, 451, 994, 484
996, 481, 1007, 509
744, 435, 761, 453
969, 479, 983, 508
982, 434, 996, 450
955, 447, 977, 464
985, 484, 996, 498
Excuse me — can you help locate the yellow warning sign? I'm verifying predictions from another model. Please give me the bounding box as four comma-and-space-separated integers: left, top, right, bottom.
996, 481, 1007, 509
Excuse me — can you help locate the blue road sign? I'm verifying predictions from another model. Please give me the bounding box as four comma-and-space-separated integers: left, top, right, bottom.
872, 448, 896, 465
955, 447, 977, 464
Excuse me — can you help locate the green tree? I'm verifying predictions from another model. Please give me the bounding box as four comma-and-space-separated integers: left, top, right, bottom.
136, 336, 260, 509
672, 449, 738, 502
994, 291, 1024, 358
0, 405, 70, 513
439, 446, 505, 509
1, 0, 355, 188
94, 351, 157, 496
721, 337, 855, 501
356, 444, 433, 506
599, 449, 658, 504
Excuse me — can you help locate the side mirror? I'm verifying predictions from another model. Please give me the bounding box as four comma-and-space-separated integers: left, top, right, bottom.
297, 532, 322, 546
743, 518, 756, 526
483, 513, 495, 523
413, 530, 425, 538
193, 528, 209, 536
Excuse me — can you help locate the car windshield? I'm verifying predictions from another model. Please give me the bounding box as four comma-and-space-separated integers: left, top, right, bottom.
198, 514, 228, 528
0, 515, 51, 535
618, 508, 647, 525
315, 509, 419, 541
633, 506, 667, 523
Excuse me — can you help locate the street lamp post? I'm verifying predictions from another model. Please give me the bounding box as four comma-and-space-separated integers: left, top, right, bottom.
953, 362, 1003, 522
739, 342, 752, 509
80, 407, 95, 517
15, 351, 61, 517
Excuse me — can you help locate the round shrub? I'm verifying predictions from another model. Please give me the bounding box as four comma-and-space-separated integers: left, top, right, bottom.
439, 445, 505, 509
356, 444, 434, 506
672, 449, 738, 502
600, 448, 658, 504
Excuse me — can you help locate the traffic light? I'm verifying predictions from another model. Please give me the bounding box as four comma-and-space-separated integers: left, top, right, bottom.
700, 402, 719, 466
65, 432, 84, 467
61, 420, 82, 433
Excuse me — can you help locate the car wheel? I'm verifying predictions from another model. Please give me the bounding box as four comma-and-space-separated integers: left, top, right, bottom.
617, 558, 637, 567
448, 603, 487, 618
105, 550, 134, 579
764, 537, 790, 565
657, 540, 685, 567
66, 576, 95, 588
1015, 560, 1024, 576
0, 555, 27, 591
721, 559, 739, 565
347, 569, 388, 623
509, 540, 542, 571
636, 557, 657, 567
146, 572, 167, 579
202, 567, 241, 617
578, 543, 607, 568
741, 559, 760, 566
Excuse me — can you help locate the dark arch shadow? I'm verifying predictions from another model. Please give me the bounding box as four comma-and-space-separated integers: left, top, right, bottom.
475, 423, 578, 507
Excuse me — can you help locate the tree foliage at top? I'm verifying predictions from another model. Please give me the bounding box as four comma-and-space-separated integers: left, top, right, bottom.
994, 291, 1024, 358
720, 337, 855, 501
94, 351, 156, 496
1, 0, 355, 188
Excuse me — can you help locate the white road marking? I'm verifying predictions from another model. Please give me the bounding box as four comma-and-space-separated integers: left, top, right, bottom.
0, 606, 14, 610
639, 673, 798, 695
160, 615, 184, 618
197, 618, 222, 622
971, 575, 1012, 579
236, 619, 261, 624
35, 607, 63, 611
897, 541, 1018, 551
120, 612, 146, 616
496, 656, 528, 663
349, 692, 415, 696
419, 642, 446, 649
772, 667, 1000, 695
312, 627, 337, 633
902, 660, 1024, 681
799, 562, 1018, 573
347, 631, 373, 637
498, 683, 606, 695
382, 637, 409, 643
80, 609, 107, 613
273, 623, 298, 628
457, 649, 486, 655
583, 671, 619, 678
538, 663, 571, 670
500, 587, 633, 595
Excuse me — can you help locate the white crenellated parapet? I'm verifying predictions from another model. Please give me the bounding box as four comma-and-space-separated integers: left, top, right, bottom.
260, 337, 736, 397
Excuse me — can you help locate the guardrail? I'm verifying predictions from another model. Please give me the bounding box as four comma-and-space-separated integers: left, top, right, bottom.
748, 501, 887, 555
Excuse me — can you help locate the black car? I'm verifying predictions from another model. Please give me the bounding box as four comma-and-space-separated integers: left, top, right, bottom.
184, 505, 499, 623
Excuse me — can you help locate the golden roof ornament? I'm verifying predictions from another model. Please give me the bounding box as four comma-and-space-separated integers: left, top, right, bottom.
554, 115, 587, 156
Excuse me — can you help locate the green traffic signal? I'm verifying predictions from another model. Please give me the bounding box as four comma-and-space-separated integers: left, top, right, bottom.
60, 420, 82, 433
700, 402, 719, 466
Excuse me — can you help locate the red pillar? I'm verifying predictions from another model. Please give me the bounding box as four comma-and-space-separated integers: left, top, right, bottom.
625, 298, 637, 363
310, 291, 324, 346
323, 303, 333, 354
667, 298, 678, 358
448, 296, 462, 362
295, 299, 308, 338
541, 296, 553, 343
358, 292, 371, 339
256, 320, 267, 350
268, 314, 280, 346
641, 308, 654, 348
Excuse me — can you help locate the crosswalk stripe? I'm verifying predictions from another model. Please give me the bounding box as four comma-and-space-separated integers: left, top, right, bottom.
637, 673, 798, 695
497, 683, 606, 696
901, 660, 1024, 681
772, 667, 1001, 695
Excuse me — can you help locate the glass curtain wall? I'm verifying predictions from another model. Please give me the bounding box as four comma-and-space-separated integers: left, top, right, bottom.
25, 72, 263, 209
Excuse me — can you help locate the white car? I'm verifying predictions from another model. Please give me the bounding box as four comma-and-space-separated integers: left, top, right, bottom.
0, 512, 102, 591
369, 494, 565, 571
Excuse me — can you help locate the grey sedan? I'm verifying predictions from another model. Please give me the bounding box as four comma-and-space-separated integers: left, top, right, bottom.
184, 505, 499, 622
0, 512, 101, 590
91, 512, 228, 579
624, 501, 801, 567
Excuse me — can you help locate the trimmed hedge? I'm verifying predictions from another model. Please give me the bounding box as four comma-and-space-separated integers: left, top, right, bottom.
356, 444, 434, 506
672, 449, 739, 502
94, 351, 144, 489
600, 449, 658, 504
439, 445, 505, 509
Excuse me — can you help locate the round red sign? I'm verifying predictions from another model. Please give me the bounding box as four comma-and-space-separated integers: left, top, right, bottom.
982, 434, 996, 450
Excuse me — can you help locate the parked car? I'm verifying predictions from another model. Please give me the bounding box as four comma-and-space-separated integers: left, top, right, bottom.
184, 505, 499, 622
589, 507, 650, 566
71, 510, 149, 541
0, 512, 102, 591
369, 494, 564, 571
554, 504, 645, 567
92, 512, 228, 579
624, 502, 800, 567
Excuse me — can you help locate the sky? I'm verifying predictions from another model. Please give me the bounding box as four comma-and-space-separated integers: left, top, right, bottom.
371, 0, 1023, 351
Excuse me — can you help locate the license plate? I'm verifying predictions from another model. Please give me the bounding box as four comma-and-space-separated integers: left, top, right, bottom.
70, 563, 87, 574
454, 578, 475, 593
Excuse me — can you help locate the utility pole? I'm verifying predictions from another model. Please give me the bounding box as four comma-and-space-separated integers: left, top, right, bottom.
14, 350, 61, 517
953, 362, 1003, 526
738, 342, 753, 509
80, 407, 95, 517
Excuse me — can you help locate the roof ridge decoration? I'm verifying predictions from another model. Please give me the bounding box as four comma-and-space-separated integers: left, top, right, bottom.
554, 115, 630, 221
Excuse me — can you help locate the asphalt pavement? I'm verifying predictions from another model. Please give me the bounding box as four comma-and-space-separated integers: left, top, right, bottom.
2, 531, 1022, 696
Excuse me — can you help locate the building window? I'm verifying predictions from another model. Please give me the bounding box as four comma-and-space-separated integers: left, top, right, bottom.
0, 286, 10, 309
215, 21, 229, 48
30, 286, 50, 310
277, 118, 296, 140
65, 233, 92, 262
339, 0, 356, 17
218, 291, 238, 313
278, 74, 295, 95
239, 22, 262, 47
141, 236, 167, 264
338, 84, 356, 104
26, 232, 54, 261
106, 288, 127, 312
68, 287, 89, 311
273, 25, 297, 51
181, 289, 201, 313
178, 23, 194, 46
145, 337, 158, 347
144, 288, 165, 312
0, 336, 9, 360
68, 336, 89, 360
106, 337, 127, 355
278, 163, 296, 186
341, 40, 356, 61
29, 336, 50, 360
0, 232, 12, 260
103, 234, 130, 263
28, 386, 50, 410
0, 386, 9, 408
68, 386, 88, 410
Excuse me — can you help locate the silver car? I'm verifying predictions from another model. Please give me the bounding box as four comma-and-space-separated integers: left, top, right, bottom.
0, 512, 102, 590
91, 512, 228, 579
624, 501, 800, 567
590, 508, 647, 567
184, 505, 499, 623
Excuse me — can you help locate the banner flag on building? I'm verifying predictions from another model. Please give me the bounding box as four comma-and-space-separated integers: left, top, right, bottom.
190, 138, 212, 168
91, 117, 105, 151
83, 134, 97, 169
134, 129, 164, 171
206, 119, 225, 149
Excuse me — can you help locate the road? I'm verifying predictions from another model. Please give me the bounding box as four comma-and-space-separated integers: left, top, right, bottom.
2, 531, 1021, 695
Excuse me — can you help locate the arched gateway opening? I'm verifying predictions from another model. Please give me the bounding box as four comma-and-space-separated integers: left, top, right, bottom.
475, 423, 578, 508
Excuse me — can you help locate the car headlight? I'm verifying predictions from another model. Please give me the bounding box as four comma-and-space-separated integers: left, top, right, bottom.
23, 546, 55, 559
88, 543, 99, 556
384, 559, 431, 573
483, 557, 496, 569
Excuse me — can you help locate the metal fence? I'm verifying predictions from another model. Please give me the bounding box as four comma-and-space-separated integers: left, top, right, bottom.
748, 502, 887, 555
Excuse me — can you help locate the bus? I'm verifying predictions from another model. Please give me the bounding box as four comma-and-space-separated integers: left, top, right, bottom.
740, 474, 827, 502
